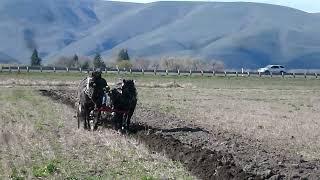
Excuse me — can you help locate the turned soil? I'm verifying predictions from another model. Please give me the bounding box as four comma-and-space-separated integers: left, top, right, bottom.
39, 89, 320, 180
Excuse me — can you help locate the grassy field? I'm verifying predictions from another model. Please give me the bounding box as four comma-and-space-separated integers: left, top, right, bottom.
0, 88, 193, 179
1, 71, 319, 88
1, 72, 320, 160
134, 76, 320, 160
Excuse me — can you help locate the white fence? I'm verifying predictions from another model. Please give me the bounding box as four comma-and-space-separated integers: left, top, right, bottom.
0, 66, 319, 79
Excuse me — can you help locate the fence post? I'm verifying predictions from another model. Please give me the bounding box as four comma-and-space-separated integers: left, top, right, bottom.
17, 66, 20, 73
117, 68, 120, 75
189, 70, 192, 76
130, 69, 132, 75
259, 72, 261, 77
213, 70, 215, 76
27, 66, 29, 73
241, 68, 244, 77
142, 69, 144, 75
304, 72, 307, 79
79, 67, 81, 73
247, 72, 250, 77
177, 69, 180, 76
293, 73, 295, 78
166, 69, 168, 76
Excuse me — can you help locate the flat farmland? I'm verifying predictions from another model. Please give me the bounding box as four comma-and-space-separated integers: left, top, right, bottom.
138, 78, 320, 159
0, 88, 193, 179
1, 72, 320, 179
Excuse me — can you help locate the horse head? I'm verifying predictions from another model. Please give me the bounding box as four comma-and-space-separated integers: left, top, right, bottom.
109, 79, 137, 110
122, 79, 137, 98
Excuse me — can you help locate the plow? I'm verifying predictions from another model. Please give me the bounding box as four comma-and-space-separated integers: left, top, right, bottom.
77, 102, 130, 132
77, 75, 137, 133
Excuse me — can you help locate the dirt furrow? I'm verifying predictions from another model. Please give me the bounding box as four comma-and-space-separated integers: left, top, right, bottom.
39, 89, 262, 180
39, 89, 320, 180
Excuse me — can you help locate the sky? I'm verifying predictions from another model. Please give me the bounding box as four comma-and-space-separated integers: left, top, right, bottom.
108, 0, 320, 13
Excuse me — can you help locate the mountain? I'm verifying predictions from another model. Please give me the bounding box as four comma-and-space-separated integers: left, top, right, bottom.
1, 0, 320, 69
0, 0, 98, 63
0, 52, 19, 64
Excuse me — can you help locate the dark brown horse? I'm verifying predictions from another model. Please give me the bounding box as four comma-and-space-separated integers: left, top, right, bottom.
109, 79, 137, 132
77, 78, 137, 132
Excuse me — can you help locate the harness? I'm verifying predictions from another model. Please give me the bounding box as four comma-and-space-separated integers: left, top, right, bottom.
84, 77, 94, 98
80, 78, 130, 115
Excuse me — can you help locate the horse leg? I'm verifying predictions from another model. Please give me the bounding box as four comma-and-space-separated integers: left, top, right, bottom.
126, 113, 132, 131
93, 111, 101, 130
126, 103, 137, 131
84, 105, 90, 130
112, 113, 116, 130
77, 103, 85, 129
112, 113, 122, 131
84, 110, 88, 129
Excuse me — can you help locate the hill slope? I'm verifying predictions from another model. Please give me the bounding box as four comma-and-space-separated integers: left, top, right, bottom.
0, 52, 19, 64
1, 0, 320, 68
0, 0, 98, 63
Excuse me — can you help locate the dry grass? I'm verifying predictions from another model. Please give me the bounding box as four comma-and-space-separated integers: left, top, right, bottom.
138, 80, 320, 160
0, 87, 194, 179
1, 72, 320, 161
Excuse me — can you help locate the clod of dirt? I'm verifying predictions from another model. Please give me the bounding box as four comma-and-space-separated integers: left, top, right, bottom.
136, 131, 259, 180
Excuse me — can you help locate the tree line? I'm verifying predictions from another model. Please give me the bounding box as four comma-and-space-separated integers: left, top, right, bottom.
30, 48, 224, 71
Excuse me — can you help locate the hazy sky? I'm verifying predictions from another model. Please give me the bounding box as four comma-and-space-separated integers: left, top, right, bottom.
109, 0, 319, 13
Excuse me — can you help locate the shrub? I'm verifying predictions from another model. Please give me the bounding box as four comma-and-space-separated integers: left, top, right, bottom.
32, 161, 57, 177
117, 60, 133, 69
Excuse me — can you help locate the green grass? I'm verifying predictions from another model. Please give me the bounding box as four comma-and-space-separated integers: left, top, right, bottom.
0, 71, 87, 80
1, 71, 319, 90
32, 160, 58, 177
0, 89, 35, 102
10, 167, 26, 180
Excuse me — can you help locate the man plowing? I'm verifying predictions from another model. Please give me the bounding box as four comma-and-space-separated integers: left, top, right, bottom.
89, 69, 110, 108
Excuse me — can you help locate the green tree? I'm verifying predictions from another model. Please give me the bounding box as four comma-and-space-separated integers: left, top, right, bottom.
30, 49, 42, 66
73, 54, 80, 67
117, 60, 133, 69
93, 53, 106, 68
81, 61, 90, 70
117, 48, 130, 62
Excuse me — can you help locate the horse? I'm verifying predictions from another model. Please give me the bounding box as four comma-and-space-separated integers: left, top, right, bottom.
77, 77, 100, 130
109, 79, 137, 132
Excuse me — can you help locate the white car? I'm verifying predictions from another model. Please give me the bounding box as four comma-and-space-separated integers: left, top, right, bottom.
258, 65, 286, 74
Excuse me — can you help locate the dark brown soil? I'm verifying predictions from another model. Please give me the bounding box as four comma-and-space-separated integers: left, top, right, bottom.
39, 89, 320, 180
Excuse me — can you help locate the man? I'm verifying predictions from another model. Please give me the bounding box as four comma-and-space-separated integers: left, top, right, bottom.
90, 69, 110, 108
